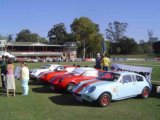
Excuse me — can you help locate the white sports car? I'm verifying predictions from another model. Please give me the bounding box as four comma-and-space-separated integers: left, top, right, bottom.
30, 64, 60, 79
72, 71, 152, 107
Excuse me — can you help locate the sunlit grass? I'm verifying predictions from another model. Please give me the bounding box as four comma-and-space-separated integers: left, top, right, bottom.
0, 61, 160, 120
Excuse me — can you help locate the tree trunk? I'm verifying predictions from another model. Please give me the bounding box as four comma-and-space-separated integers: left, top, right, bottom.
83, 47, 86, 59
83, 39, 86, 59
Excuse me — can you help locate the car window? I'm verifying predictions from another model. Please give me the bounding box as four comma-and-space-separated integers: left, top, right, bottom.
65, 67, 75, 72
71, 68, 87, 75
122, 75, 132, 83
136, 75, 144, 82
97, 71, 107, 79
100, 72, 120, 82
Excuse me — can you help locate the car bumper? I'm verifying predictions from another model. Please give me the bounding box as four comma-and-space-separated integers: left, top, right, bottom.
30, 74, 37, 80
73, 93, 96, 102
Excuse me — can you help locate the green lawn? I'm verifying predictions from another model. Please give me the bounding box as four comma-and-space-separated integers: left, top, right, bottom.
0, 61, 160, 120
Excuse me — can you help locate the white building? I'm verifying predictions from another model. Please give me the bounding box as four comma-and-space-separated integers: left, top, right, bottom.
0, 39, 7, 51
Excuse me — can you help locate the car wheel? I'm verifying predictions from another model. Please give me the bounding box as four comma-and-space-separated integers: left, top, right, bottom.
66, 83, 75, 93
98, 93, 111, 107
141, 87, 150, 99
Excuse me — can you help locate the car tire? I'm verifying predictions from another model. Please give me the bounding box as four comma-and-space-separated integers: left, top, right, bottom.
141, 87, 150, 99
66, 83, 75, 93
98, 93, 111, 107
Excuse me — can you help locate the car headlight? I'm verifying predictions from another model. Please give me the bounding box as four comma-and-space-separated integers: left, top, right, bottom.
86, 86, 96, 93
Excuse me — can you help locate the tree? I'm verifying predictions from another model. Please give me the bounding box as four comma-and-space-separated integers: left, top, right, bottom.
139, 41, 153, 54
15, 29, 47, 43
105, 21, 128, 54
16, 29, 32, 42
116, 47, 121, 55
48, 23, 67, 44
118, 37, 138, 54
71, 17, 101, 59
153, 41, 160, 54
39, 37, 49, 43
105, 21, 128, 43
7, 34, 13, 42
86, 33, 104, 58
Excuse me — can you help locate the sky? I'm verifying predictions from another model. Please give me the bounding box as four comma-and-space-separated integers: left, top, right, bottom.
0, 0, 160, 42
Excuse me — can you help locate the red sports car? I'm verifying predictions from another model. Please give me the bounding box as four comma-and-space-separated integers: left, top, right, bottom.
38, 65, 76, 83
49, 67, 104, 92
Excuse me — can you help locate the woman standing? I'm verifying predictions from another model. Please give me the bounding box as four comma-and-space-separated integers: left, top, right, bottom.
6, 58, 15, 97
20, 62, 29, 96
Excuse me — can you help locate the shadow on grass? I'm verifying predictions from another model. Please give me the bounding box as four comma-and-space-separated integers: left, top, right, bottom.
32, 85, 73, 96
32, 85, 54, 93
49, 94, 97, 107
0, 88, 22, 96
29, 80, 44, 85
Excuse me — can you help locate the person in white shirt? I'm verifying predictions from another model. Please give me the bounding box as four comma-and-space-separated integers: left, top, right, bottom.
20, 62, 29, 96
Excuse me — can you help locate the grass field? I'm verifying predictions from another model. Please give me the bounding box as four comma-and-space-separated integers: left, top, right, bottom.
0, 61, 160, 120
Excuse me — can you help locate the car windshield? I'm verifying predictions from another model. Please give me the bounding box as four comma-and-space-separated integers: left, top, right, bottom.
41, 65, 51, 69
55, 66, 65, 71
98, 72, 120, 82
71, 68, 86, 75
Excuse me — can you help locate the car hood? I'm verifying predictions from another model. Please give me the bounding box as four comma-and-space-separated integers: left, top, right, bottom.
61, 73, 75, 78
74, 79, 116, 93
90, 80, 116, 87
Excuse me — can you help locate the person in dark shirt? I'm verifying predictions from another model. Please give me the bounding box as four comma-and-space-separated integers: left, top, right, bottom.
95, 53, 101, 69
0, 55, 7, 90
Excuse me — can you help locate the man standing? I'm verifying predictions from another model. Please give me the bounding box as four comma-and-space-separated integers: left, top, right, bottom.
95, 53, 101, 69
102, 54, 110, 71
0, 55, 7, 90
20, 62, 29, 96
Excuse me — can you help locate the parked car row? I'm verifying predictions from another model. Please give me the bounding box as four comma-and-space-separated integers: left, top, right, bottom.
30, 64, 152, 107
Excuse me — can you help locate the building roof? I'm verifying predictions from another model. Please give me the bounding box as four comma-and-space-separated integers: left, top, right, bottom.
6, 42, 77, 48
7, 42, 62, 47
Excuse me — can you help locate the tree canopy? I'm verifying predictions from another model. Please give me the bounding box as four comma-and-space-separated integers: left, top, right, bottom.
15, 29, 48, 43
1, 17, 156, 56
48, 23, 67, 44
105, 21, 128, 43
71, 16, 102, 58
118, 37, 138, 54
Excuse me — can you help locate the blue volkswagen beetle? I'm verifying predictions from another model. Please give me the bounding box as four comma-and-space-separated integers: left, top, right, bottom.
72, 71, 152, 107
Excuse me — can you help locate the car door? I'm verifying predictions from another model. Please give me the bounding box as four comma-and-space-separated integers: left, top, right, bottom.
117, 74, 137, 98
134, 75, 145, 94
